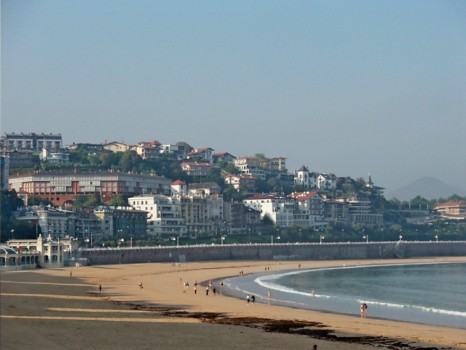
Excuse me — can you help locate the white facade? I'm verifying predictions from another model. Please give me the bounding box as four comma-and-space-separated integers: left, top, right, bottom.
6, 234, 78, 269
317, 173, 337, 190
243, 195, 295, 227
234, 157, 266, 180
128, 195, 187, 237
294, 166, 318, 188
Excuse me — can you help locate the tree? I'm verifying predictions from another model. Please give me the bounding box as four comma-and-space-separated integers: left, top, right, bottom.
27, 196, 53, 206
73, 194, 102, 209
119, 151, 143, 172
108, 195, 128, 207
1, 190, 25, 242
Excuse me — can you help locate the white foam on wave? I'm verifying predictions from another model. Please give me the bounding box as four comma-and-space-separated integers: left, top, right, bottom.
254, 263, 466, 320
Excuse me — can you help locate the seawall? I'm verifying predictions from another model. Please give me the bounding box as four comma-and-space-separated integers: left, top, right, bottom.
77, 241, 466, 266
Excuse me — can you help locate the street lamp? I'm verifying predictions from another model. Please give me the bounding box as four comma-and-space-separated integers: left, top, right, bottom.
221, 236, 225, 246
320, 235, 325, 244
363, 235, 369, 243
399, 234, 403, 241
171, 236, 179, 247
435, 235, 438, 242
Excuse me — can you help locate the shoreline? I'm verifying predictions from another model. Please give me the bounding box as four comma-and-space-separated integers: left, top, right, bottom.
219, 259, 466, 330
2, 257, 466, 349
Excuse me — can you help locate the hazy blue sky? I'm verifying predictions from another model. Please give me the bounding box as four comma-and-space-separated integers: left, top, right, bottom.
2, 0, 465, 192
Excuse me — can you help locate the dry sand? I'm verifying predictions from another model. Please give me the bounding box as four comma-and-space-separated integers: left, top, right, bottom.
1, 257, 465, 350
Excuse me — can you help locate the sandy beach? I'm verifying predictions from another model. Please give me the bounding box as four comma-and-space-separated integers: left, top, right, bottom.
1, 257, 465, 350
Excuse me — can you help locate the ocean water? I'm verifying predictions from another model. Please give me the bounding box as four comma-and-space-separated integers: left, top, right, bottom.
222, 262, 466, 329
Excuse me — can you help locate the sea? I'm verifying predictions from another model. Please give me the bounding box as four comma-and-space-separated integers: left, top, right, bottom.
222, 262, 466, 329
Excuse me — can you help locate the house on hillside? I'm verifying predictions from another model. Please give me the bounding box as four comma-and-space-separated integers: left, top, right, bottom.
186, 147, 214, 163
103, 141, 130, 153
132, 140, 161, 159
213, 152, 236, 164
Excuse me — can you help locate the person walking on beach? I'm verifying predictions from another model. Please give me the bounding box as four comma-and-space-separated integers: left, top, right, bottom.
251, 295, 255, 304
99, 284, 102, 294
246, 295, 250, 304
205, 286, 209, 296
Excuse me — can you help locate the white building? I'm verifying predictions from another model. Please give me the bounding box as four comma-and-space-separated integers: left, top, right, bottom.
243, 194, 295, 227
317, 173, 337, 191
128, 195, 187, 237
234, 156, 266, 180
39, 148, 70, 164
294, 166, 318, 189
5, 234, 78, 269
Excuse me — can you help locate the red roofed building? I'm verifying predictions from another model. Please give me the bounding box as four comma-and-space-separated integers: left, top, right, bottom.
434, 201, 466, 220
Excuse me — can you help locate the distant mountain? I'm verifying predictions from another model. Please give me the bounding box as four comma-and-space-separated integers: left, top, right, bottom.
386, 177, 466, 201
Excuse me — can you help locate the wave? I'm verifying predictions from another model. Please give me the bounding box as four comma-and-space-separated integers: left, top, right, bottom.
253, 262, 466, 322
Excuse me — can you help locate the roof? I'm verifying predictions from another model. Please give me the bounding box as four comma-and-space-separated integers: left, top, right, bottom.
171, 180, 185, 185
434, 201, 466, 208
288, 191, 321, 201
0, 245, 18, 254
245, 193, 279, 201
187, 147, 213, 156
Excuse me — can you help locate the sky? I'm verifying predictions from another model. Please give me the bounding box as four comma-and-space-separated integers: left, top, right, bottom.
2, 0, 466, 192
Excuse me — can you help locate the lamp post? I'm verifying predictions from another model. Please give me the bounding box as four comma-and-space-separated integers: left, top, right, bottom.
320, 235, 325, 244
221, 236, 225, 246
399, 234, 403, 241
299, 228, 302, 243
363, 235, 369, 243
435, 235, 438, 242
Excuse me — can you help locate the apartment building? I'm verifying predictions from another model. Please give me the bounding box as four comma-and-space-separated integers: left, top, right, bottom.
179, 194, 224, 237
2, 132, 63, 151
128, 195, 187, 237
234, 156, 266, 180
243, 194, 295, 227
289, 191, 327, 230
9, 171, 172, 206
94, 207, 148, 240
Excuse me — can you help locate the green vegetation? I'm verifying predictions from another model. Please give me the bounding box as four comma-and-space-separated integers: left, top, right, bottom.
4, 144, 466, 243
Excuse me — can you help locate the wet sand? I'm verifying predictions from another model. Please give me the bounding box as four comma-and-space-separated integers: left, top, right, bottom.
1, 257, 465, 350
